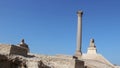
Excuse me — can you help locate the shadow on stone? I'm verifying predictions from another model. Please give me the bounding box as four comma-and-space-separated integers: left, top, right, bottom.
27, 55, 35, 58
38, 61, 51, 68
0, 54, 27, 68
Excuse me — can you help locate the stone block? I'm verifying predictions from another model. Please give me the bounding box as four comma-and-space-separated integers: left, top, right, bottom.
0, 44, 28, 56
69, 59, 84, 68
0, 44, 11, 54
10, 45, 28, 56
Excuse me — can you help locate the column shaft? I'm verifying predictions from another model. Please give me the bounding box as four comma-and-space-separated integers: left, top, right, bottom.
75, 11, 83, 56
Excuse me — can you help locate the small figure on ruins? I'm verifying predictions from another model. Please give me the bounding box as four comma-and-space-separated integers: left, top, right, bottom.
19, 39, 30, 53
87, 38, 97, 54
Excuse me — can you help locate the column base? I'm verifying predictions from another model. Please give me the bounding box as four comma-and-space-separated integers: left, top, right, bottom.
75, 51, 82, 57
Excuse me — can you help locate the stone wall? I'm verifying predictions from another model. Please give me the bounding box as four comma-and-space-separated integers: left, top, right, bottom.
0, 44, 11, 54
0, 44, 28, 56
10, 45, 27, 56
31, 54, 85, 68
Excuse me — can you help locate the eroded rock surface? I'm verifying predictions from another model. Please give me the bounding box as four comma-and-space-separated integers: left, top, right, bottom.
0, 54, 84, 68
0, 54, 51, 68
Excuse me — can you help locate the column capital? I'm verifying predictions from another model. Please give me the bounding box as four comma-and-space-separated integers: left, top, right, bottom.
77, 10, 83, 15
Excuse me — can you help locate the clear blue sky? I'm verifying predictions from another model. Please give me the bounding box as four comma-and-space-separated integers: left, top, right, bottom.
0, 0, 120, 65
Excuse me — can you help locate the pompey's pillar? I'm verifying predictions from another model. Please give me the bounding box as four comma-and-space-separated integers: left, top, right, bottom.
75, 10, 83, 57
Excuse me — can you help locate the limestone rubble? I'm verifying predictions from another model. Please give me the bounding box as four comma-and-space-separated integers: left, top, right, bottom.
0, 43, 120, 68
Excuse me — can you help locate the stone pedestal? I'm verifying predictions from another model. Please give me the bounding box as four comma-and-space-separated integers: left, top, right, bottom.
0, 44, 28, 56
69, 59, 84, 68
87, 39, 97, 54
87, 47, 97, 54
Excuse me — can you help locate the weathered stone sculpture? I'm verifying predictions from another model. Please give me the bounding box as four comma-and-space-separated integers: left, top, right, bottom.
87, 38, 97, 54
19, 39, 30, 53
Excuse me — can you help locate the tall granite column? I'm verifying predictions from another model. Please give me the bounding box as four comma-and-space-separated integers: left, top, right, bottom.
75, 10, 83, 57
